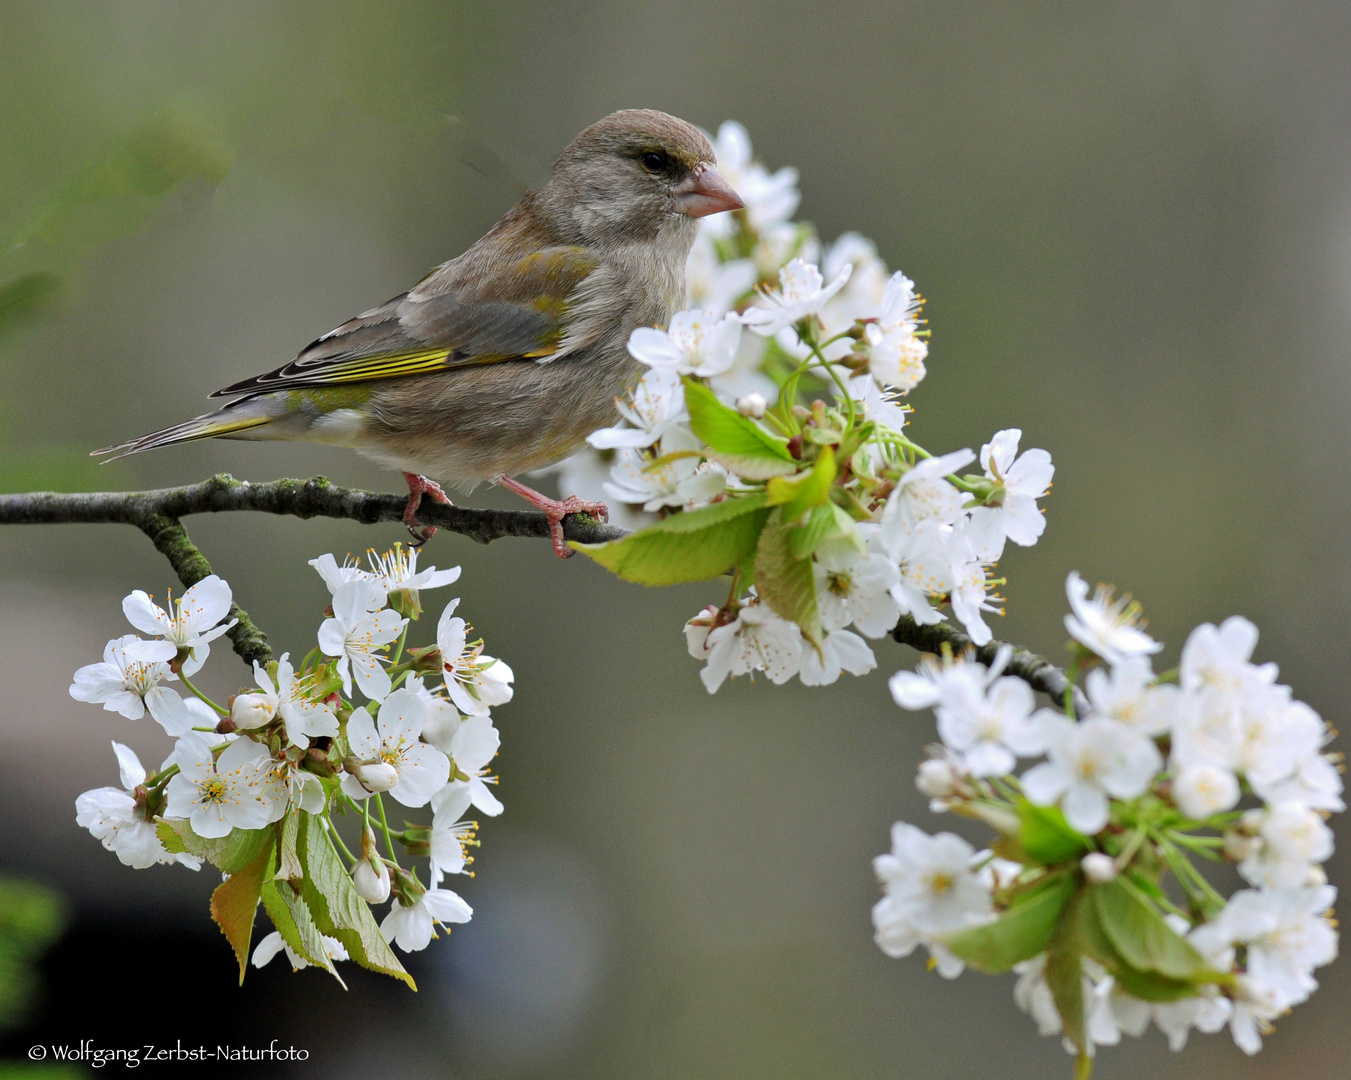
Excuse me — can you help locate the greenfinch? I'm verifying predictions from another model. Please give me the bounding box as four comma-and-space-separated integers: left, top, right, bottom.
97, 110, 743, 555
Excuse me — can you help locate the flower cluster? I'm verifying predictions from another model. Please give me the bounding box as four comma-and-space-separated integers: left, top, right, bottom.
873, 573, 1340, 1069
70, 545, 514, 982
568, 120, 1053, 688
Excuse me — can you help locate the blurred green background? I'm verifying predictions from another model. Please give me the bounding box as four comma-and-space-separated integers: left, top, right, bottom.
1, 1, 1347, 1077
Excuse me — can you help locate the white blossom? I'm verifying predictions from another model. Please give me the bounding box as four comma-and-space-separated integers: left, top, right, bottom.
587, 367, 687, 450
933, 666, 1044, 777
1237, 804, 1335, 888
340, 691, 450, 808
799, 628, 876, 686
740, 258, 852, 337
890, 645, 1012, 712
814, 548, 901, 638
430, 782, 477, 879
701, 120, 799, 238
685, 598, 804, 693
237, 654, 338, 750
847, 375, 910, 437
1171, 764, 1241, 819
317, 579, 405, 702
435, 598, 514, 717
69, 634, 198, 736
1013, 955, 1065, 1036
879, 449, 976, 557
366, 545, 461, 596
627, 308, 743, 379
164, 733, 281, 839
381, 887, 473, 953
685, 229, 756, 313
120, 575, 236, 677
75, 742, 201, 870
1082, 656, 1177, 737
864, 272, 929, 392
1021, 715, 1163, 835
872, 824, 994, 978
1063, 572, 1162, 665
1192, 886, 1338, 1010
252, 930, 348, 971
966, 429, 1054, 559
604, 428, 726, 512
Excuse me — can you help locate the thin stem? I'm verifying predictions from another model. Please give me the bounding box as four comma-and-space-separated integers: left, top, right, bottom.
1114, 826, 1147, 869
145, 764, 179, 788
375, 793, 400, 867
326, 817, 358, 866
177, 670, 228, 715
389, 623, 409, 668
1063, 659, 1080, 718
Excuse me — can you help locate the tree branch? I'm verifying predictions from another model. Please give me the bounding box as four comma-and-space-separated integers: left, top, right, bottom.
890, 614, 1090, 717
0, 474, 1087, 711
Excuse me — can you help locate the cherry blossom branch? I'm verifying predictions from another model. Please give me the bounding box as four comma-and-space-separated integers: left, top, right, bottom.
0, 473, 1086, 709
0, 473, 622, 669
890, 614, 1091, 717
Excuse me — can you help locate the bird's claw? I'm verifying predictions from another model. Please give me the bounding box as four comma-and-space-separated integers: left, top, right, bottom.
402, 472, 452, 546
540, 496, 609, 559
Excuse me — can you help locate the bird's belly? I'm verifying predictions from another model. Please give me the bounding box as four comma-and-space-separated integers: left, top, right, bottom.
357, 353, 643, 484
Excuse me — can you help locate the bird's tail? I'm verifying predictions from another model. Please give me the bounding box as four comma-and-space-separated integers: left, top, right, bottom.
93, 396, 282, 461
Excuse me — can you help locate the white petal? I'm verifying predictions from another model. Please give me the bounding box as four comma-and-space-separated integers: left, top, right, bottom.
122, 591, 170, 637
386, 744, 451, 808
111, 741, 146, 790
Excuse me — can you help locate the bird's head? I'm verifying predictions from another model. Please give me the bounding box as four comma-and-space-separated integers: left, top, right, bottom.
541, 109, 743, 248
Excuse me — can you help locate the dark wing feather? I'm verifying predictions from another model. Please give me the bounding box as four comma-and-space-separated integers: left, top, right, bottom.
210, 244, 599, 398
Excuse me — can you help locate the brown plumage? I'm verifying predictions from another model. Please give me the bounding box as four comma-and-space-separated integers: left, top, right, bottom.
97, 110, 745, 553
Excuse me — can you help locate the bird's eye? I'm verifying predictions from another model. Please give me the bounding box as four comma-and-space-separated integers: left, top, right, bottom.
641, 151, 668, 172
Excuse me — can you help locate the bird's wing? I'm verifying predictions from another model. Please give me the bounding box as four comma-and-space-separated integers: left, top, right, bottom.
209, 245, 601, 398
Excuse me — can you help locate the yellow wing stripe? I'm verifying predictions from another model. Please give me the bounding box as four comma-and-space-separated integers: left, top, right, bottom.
295, 343, 558, 386
319, 348, 455, 383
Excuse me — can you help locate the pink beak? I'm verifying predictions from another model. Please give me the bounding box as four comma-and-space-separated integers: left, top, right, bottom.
672, 164, 744, 218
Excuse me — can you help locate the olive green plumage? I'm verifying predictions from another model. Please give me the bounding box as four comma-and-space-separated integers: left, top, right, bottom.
97, 110, 743, 487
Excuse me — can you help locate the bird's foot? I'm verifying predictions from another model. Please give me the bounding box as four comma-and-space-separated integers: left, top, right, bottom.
402, 472, 452, 546
496, 475, 608, 559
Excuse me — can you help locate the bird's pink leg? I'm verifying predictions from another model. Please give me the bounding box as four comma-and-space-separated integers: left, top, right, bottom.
496, 475, 609, 559
402, 472, 452, 546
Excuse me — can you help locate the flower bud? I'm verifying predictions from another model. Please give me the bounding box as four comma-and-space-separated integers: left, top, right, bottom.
354, 762, 399, 792
230, 691, 278, 730
736, 392, 768, 419
1081, 852, 1118, 883
1171, 765, 1240, 819
352, 857, 391, 903
1223, 830, 1260, 862
916, 759, 958, 799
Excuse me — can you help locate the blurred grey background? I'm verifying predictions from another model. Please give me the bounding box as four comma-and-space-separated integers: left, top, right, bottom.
1, 1, 1348, 1077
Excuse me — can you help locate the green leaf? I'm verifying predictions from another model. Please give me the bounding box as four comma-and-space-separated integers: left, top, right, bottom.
1044, 889, 1087, 1054
941, 873, 1077, 973
157, 820, 275, 873
296, 813, 414, 989
1075, 884, 1203, 1003
572, 493, 770, 585
754, 507, 822, 646
1093, 879, 1227, 984
766, 446, 836, 523
260, 881, 345, 987
1015, 799, 1092, 866
209, 834, 275, 985
683, 378, 798, 479
275, 812, 303, 881
788, 503, 859, 561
